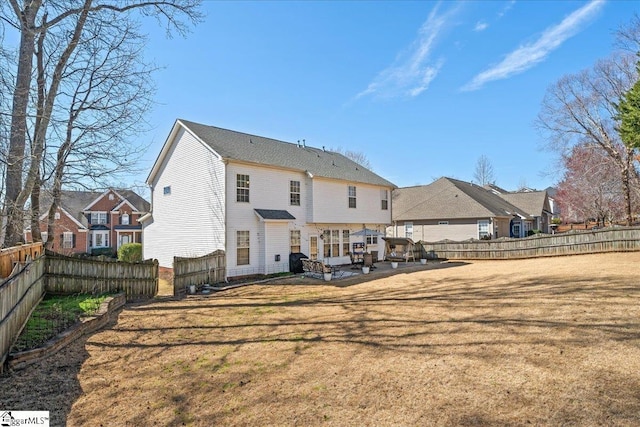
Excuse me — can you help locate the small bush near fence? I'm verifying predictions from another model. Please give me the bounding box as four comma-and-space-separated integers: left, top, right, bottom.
11, 293, 109, 352
118, 243, 142, 263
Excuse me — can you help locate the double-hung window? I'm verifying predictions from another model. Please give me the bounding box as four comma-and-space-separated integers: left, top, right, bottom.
381, 189, 388, 210
237, 174, 250, 203
405, 222, 413, 239
237, 231, 250, 265
348, 185, 357, 209
91, 212, 107, 224
290, 230, 301, 253
478, 220, 490, 239
63, 232, 74, 249
290, 181, 300, 206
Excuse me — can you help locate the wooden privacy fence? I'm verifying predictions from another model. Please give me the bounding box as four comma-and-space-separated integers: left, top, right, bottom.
0, 242, 43, 279
45, 252, 158, 301
0, 257, 45, 370
174, 250, 226, 296
420, 227, 640, 260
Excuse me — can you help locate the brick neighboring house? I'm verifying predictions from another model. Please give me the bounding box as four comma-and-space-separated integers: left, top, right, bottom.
26, 189, 150, 256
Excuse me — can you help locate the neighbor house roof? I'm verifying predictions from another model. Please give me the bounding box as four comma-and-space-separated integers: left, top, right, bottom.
148, 119, 396, 188
498, 191, 550, 217
392, 177, 529, 221
39, 189, 149, 223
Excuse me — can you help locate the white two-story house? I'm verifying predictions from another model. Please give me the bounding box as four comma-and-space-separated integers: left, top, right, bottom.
141, 119, 396, 278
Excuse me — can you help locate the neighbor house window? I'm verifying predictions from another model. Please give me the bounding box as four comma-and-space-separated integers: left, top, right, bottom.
290, 230, 301, 253
405, 222, 413, 239
348, 185, 356, 208
290, 181, 300, 206
366, 235, 378, 245
163, 186, 171, 195
62, 232, 74, 249
109, 193, 114, 200
121, 213, 130, 225
478, 220, 490, 239
237, 230, 250, 265
41, 232, 48, 244
90, 212, 107, 224
237, 174, 250, 202
381, 189, 388, 210
54, 212, 60, 220
92, 231, 109, 247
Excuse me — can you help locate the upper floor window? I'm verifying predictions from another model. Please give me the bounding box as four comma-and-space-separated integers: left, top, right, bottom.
91, 212, 107, 224
121, 213, 130, 225
237, 174, 250, 203
381, 189, 388, 210
109, 193, 114, 200
54, 212, 60, 220
290, 181, 301, 206
348, 185, 356, 209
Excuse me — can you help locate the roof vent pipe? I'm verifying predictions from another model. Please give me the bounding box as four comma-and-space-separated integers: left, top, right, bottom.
303, 139, 306, 147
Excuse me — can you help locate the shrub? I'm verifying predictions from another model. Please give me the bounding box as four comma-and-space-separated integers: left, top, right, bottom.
91, 247, 116, 257
118, 242, 142, 263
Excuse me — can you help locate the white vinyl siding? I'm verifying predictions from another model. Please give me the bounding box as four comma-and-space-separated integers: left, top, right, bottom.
142, 127, 226, 268
311, 178, 392, 224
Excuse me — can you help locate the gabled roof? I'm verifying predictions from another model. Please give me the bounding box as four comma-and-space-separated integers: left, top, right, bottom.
498, 191, 550, 217
393, 177, 529, 221
82, 189, 150, 212
148, 119, 396, 188
40, 189, 149, 220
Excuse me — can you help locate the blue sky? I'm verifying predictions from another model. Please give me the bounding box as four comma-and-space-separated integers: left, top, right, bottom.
135, 0, 639, 192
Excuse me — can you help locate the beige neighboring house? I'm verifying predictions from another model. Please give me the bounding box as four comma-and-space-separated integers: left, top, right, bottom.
485, 184, 553, 234
390, 177, 551, 242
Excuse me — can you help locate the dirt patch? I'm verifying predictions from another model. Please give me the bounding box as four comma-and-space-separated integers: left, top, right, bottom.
3, 253, 640, 426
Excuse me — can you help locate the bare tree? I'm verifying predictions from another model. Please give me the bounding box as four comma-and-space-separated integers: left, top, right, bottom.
473, 154, 495, 186
38, 16, 156, 249
555, 144, 629, 225
0, 0, 202, 247
330, 147, 373, 170
537, 51, 639, 225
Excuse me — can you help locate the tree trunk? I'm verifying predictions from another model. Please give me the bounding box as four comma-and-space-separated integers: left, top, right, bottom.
4, 2, 40, 246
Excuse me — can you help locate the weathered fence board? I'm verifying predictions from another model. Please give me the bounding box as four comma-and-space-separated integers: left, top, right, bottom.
44, 253, 158, 301
0, 257, 45, 369
174, 250, 226, 296
420, 227, 640, 260
0, 242, 44, 279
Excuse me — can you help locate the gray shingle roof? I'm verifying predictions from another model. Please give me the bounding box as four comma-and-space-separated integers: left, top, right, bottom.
392, 177, 529, 221
498, 191, 550, 217
39, 189, 149, 224
178, 119, 395, 188
254, 209, 296, 220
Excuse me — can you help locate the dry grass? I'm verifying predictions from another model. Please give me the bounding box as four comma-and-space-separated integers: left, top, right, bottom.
3, 252, 640, 426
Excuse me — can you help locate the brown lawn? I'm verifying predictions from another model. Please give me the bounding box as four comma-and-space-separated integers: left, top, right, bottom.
3, 252, 640, 426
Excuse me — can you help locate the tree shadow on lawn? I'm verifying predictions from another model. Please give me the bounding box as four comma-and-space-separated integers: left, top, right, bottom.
19, 264, 637, 426
96, 272, 640, 352
0, 316, 121, 427
76, 270, 640, 425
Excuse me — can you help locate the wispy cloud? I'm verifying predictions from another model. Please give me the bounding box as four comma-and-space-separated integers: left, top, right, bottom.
356, 3, 458, 100
462, 0, 604, 92
474, 21, 489, 32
